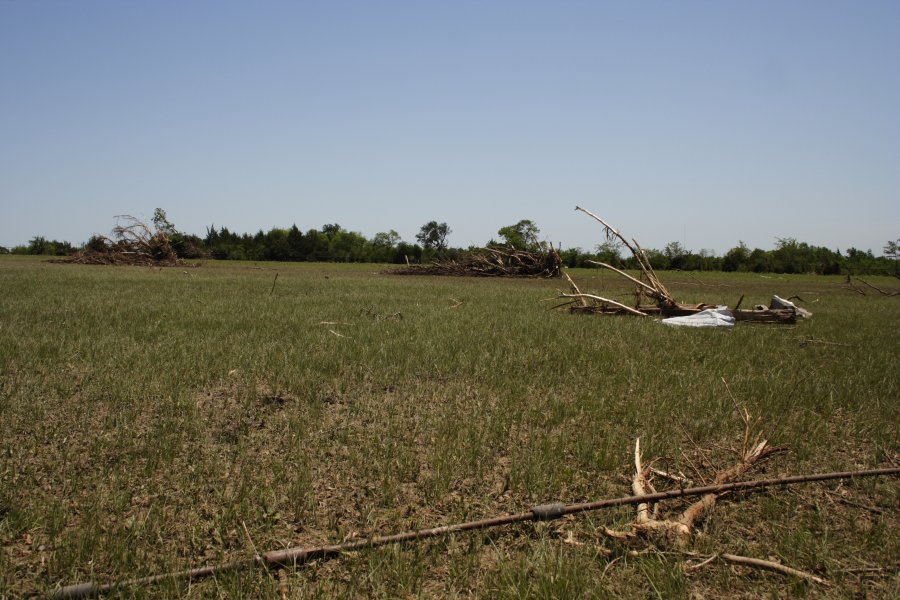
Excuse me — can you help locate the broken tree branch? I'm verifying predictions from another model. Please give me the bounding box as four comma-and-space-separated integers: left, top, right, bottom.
563, 272, 589, 307
856, 277, 900, 296
585, 261, 661, 296
574, 206, 676, 306
719, 553, 829, 586
558, 293, 649, 317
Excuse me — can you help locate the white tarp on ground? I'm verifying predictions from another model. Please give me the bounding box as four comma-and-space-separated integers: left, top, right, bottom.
770, 295, 813, 318
661, 306, 735, 328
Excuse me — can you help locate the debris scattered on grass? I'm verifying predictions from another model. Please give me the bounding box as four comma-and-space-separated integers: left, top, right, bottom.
388, 246, 562, 278
661, 307, 735, 328
843, 275, 900, 296
558, 208, 812, 325
361, 307, 403, 321
798, 337, 852, 348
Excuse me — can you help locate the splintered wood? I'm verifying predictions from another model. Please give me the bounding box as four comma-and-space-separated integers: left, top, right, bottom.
591, 402, 832, 585
604, 396, 784, 548
607, 434, 779, 546
559, 207, 807, 324
574, 206, 676, 306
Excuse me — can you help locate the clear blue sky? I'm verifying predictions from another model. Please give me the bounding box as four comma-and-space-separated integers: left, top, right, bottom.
2, 1, 898, 255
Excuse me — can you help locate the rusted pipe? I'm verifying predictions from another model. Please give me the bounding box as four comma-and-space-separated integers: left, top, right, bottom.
52, 466, 899, 598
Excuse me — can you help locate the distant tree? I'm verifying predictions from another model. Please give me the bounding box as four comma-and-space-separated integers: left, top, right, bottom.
595, 240, 623, 266
205, 225, 247, 260
152, 208, 177, 236
640, 248, 669, 271
663, 241, 691, 270
747, 248, 771, 273
416, 221, 451, 252
22, 236, 73, 256
559, 247, 581, 268
372, 230, 401, 248
772, 237, 802, 273
395, 242, 422, 264
885, 239, 899, 275
321, 223, 343, 238
27, 236, 50, 255
722, 242, 750, 272
844, 247, 882, 274
287, 224, 305, 261
306, 229, 331, 261
497, 219, 540, 250
0, 246, 8, 254
369, 230, 402, 263
150, 208, 204, 258
696, 249, 719, 271
885, 239, 899, 261
663, 241, 687, 260
329, 230, 368, 262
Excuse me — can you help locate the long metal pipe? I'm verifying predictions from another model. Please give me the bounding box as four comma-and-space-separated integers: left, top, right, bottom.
51, 466, 899, 598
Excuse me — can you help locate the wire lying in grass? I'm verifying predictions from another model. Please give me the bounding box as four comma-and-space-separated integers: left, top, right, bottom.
52, 467, 900, 598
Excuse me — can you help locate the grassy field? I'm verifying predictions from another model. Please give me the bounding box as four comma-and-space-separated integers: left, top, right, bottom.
1, 255, 897, 598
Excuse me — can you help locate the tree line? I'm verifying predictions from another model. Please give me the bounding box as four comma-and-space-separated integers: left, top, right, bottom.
3, 213, 897, 276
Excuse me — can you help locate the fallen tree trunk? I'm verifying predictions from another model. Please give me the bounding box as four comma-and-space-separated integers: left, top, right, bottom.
733, 308, 797, 324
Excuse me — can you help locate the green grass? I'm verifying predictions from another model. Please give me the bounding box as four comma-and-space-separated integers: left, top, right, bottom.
1, 256, 898, 598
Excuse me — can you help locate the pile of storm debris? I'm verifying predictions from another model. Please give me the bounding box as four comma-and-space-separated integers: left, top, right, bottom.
54, 215, 193, 267
556, 207, 811, 326
390, 246, 562, 278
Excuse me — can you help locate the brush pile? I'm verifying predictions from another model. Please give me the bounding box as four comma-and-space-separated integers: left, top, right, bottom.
557, 207, 807, 324
59, 216, 187, 267
391, 246, 562, 278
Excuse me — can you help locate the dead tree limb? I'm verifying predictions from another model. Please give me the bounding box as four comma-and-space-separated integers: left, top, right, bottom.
558, 293, 649, 317
575, 207, 675, 306
585, 261, 660, 296
719, 553, 829, 585
563, 273, 590, 307
855, 277, 900, 296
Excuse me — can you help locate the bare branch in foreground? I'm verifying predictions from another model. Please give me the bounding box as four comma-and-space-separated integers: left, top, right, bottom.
719, 553, 829, 586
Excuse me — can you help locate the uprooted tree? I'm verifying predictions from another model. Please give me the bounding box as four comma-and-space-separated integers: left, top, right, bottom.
57, 214, 195, 267
557, 207, 809, 324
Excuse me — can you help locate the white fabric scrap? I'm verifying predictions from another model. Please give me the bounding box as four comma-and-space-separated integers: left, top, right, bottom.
662, 307, 735, 328
771, 295, 812, 318
770, 295, 796, 310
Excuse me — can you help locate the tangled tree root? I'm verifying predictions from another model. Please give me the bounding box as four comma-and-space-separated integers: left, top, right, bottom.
591, 398, 837, 585
55, 215, 193, 267
604, 396, 785, 548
